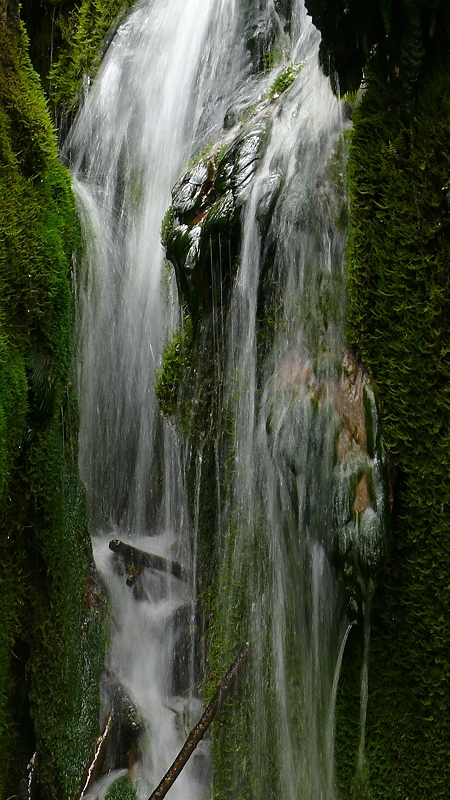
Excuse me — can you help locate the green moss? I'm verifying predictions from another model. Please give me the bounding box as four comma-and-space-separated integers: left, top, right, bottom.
154, 317, 195, 432
160, 205, 175, 249
268, 63, 303, 101
105, 775, 139, 800
338, 54, 450, 798
154, 312, 229, 449
156, 288, 282, 800
262, 39, 288, 73
202, 513, 280, 800
50, 0, 132, 111
0, 20, 107, 799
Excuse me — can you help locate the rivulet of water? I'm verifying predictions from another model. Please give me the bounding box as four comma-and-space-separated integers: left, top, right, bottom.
65, 0, 362, 798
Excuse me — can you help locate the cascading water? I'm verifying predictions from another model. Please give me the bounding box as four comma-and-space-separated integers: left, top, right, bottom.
66, 0, 389, 798
213, 9, 350, 798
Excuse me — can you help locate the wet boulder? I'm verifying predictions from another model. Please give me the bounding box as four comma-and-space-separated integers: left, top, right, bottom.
100, 672, 146, 773
214, 117, 271, 202
242, 0, 294, 71
264, 349, 390, 614
255, 170, 283, 237
164, 113, 271, 327
332, 351, 390, 609
172, 158, 216, 222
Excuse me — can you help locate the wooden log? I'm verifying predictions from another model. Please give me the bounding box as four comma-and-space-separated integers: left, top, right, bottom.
76, 714, 113, 800
148, 642, 250, 800
109, 539, 188, 582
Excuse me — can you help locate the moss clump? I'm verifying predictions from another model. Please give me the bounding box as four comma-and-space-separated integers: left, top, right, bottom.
337, 55, 450, 798
154, 316, 197, 435
0, 19, 106, 799
49, 0, 132, 111
105, 775, 138, 800
160, 205, 175, 250
268, 62, 303, 101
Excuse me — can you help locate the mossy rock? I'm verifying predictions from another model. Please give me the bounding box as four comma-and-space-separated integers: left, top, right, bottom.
165, 115, 272, 328
337, 52, 450, 799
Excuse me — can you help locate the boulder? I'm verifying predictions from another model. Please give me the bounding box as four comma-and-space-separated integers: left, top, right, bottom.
264, 349, 390, 612
332, 351, 390, 608
165, 114, 271, 327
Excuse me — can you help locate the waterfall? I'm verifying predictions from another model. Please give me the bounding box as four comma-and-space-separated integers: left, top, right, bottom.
66, 0, 389, 798
218, 7, 348, 798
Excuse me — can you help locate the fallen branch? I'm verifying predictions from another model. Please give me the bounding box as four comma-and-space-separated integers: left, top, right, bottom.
148, 641, 250, 800
109, 539, 188, 582
76, 714, 113, 800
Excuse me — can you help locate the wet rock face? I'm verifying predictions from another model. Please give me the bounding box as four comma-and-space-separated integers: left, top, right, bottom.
243, 0, 293, 72
165, 114, 271, 328
333, 352, 390, 607
266, 350, 390, 613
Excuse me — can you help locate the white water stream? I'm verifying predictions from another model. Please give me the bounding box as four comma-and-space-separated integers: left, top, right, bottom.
66, 0, 358, 798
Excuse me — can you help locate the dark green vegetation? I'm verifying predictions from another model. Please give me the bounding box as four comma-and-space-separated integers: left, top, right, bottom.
0, 11, 106, 798
267, 62, 303, 100
2, 0, 449, 795
337, 49, 450, 800
104, 775, 138, 800
48, 0, 132, 112
20, 0, 131, 113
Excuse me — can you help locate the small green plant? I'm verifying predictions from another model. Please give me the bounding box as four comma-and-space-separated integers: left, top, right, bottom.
268, 63, 304, 101
342, 89, 360, 107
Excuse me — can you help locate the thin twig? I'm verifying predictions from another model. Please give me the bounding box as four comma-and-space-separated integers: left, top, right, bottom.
148, 642, 250, 800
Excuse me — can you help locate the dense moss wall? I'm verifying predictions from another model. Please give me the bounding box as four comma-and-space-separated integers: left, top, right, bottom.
0, 13, 106, 798
48, 0, 131, 112
337, 55, 450, 799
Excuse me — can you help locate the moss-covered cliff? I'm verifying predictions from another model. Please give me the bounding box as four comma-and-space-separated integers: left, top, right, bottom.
18, 0, 130, 118
300, 2, 450, 796
0, 8, 106, 797
336, 56, 450, 799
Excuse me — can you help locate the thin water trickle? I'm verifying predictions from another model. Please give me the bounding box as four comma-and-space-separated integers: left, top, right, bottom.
65, 0, 384, 797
